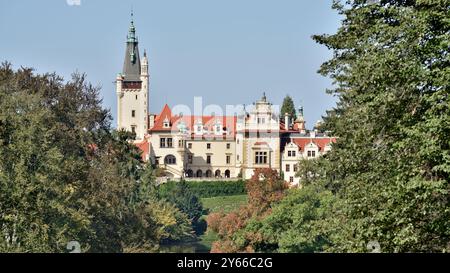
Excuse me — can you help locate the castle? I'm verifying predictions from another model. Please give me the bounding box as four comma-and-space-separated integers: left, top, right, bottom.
116, 17, 335, 186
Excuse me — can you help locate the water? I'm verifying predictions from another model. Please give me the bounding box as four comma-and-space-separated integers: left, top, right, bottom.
159, 240, 210, 253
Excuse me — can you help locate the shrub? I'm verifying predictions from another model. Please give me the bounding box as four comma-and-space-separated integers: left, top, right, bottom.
158, 180, 246, 198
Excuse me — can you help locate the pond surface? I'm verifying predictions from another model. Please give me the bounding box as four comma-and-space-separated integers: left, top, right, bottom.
159, 240, 210, 253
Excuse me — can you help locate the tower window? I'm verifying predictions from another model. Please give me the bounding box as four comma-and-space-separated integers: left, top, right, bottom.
131, 126, 136, 134
135, 95, 138, 100
207, 155, 211, 164
132, 110, 136, 118
227, 143, 231, 149
207, 143, 211, 150
226, 155, 231, 165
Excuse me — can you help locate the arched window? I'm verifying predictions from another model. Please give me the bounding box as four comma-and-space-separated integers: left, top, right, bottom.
164, 155, 176, 165
215, 170, 221, 178
205, 170, 212, 178
196, 170, 203, 178
225, 170, 231, 178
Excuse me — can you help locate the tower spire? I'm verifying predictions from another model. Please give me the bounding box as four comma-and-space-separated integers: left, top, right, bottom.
122, 10, 141, 81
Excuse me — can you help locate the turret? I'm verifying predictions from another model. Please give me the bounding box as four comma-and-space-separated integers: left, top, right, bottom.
116, 11, 150, 141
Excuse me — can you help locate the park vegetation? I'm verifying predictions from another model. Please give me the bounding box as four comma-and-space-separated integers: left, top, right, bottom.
206, 0, 449, 253
0, 63, 195, 253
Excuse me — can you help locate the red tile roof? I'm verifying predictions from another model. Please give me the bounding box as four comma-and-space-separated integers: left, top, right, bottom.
291, 137, 336, 151
135, 139, 150, 161
149, 105, 237, 138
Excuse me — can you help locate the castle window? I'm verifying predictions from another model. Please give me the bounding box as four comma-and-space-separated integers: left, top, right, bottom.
290, 177, 294, 183
188, 154, 193, 164
132, 110, 136, 118
131, 126, 136, 134
207, 155, 211, 164
255, 151, 268, 165
188, 143, 193, 149
294, 164, 298, 172
286, 164, 290, 172
135, 95, 138, 100
226, 155, 231, 165
307, 151, 316, 158
160, 138, 166, 148
167, 138, 173, 148
207, 143, 211, 150
227, 143, 231, 149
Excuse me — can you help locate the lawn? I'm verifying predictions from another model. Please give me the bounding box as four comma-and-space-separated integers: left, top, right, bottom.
197, 194, 248, 252
161, 195, 248, 253
201, 194, 248, 214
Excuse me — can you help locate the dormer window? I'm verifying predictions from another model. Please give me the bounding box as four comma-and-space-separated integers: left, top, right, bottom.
163, 117, 170, 128
214, 119, 222, 135
195, 119, 203, 135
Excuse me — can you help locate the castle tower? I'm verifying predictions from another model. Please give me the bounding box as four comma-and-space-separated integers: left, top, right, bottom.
116, 12, 149, 140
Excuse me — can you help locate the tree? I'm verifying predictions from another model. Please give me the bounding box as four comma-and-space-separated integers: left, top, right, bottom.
208, 169, 288, 253
240, 183, 337, 253
158, 180, 205, 236
280, 95, 297, 120
307, 0, 450, 252
0, 63, 194, 252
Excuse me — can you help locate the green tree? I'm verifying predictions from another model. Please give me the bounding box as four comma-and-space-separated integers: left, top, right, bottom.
0, 63, 194, 253
158, 180, 205, 235
241, 183, 337, 253
280, 95, 297, 120
308, 0, 450, 252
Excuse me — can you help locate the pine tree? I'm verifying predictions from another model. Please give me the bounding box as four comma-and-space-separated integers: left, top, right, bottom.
280, 95, 297, 120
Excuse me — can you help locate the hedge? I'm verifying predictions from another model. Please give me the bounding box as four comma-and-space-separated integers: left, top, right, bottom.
158, 180, 247, 198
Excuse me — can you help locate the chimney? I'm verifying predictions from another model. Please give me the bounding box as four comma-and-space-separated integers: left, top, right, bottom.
149, 115, 155, 129
284, 112, 290, 130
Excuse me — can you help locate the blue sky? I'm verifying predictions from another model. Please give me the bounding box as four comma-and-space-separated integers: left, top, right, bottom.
0, 0, 341, 129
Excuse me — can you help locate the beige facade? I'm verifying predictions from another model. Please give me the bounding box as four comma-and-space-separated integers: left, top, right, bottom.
116, 19, 336, 185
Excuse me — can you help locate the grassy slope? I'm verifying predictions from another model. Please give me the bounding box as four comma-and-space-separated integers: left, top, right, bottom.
198, 195, 248, 251
201, 195, 248, 214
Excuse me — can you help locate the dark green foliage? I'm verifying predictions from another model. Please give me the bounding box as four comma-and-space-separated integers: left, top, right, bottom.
211, 0, 450, 253
309, 0, 450, 252
158, 180, 205, 224
157, 180, 207, 237
280, 95, 297, 120
0, 63, 193, 253
159, 180, 247, 198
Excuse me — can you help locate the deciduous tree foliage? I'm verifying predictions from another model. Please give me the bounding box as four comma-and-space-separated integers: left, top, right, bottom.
207, 169, 288, 253
0, 63, 192, 252
206, 0, 449, 253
